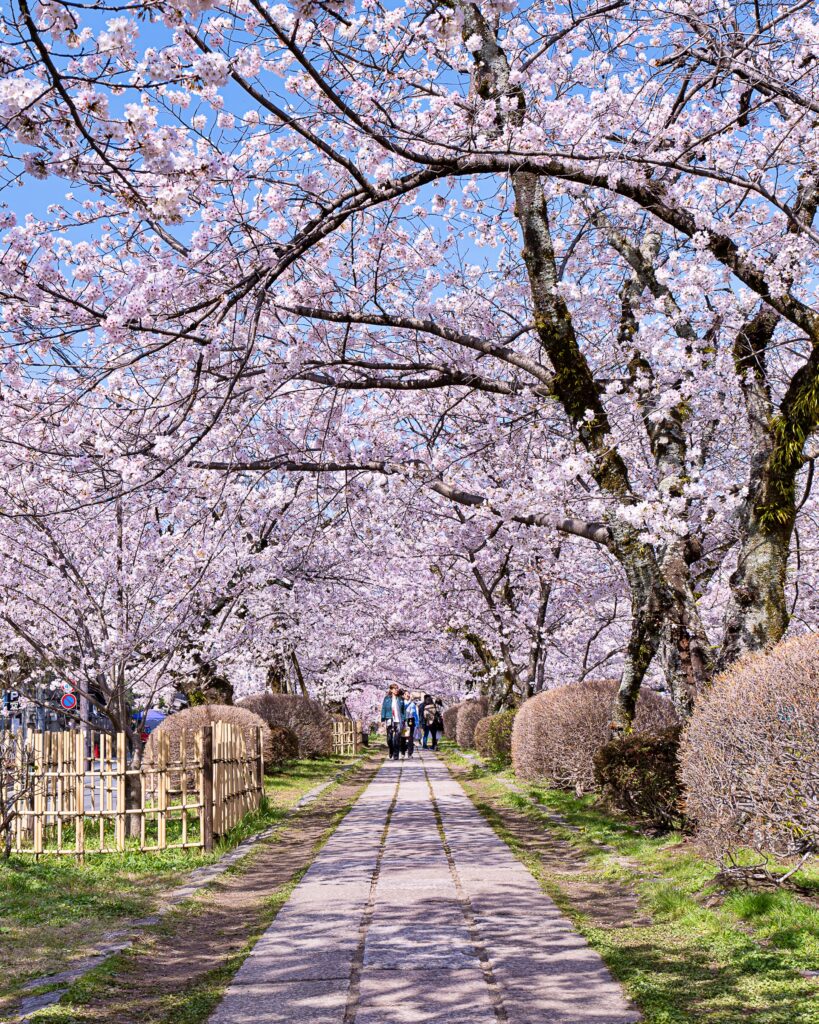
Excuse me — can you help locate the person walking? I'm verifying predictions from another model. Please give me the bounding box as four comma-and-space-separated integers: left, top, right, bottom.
430, 698, 444, 750
412, 691, 424, 745
401, 690, 419, 758
380, 683, 405, 760
421, 694, 436, 749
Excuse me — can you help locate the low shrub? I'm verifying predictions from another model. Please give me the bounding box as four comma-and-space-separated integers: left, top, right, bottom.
679, 636, 819, 865
511, 679, 677, 793
237, 692, 334, 757
474, 716, 491, 757
510, 692, 546, 778
441, 702, 463, 739
456, 698, 489, 748
594, 726, 684, 830
267, 725, 300, 766
145, 704, 273, 783
475, 709, 516, 766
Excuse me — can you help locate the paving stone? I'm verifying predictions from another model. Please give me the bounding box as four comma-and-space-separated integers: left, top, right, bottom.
17, 989, 67, 1017
355, 1004, 498, 1023
236, 946, 358, 983
494, 973, 642, 1024
286, 879, 373, 904
271, 907, 360, 933
363, 918, 476, 969
356, 967, 497, 1022
209, 980, 348, 1024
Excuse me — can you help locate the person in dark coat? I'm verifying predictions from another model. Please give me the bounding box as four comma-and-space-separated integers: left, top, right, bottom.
431, 698, 444, 750
421, 694, 436, 749
380, 683, 405, 760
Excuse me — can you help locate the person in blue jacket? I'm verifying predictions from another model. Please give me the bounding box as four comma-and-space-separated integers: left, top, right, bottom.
380, 683, 405, 760
402, 691, 420, 759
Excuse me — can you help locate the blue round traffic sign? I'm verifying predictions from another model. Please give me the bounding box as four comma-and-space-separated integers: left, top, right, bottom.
60, 692, 77, 711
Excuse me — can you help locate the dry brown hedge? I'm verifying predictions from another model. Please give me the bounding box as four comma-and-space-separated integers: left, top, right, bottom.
511, 679, 677, 793
456, 698, 489, 748
679, 636, 819, 863
267, 725, 300, 766
237, 692, 334, 757
145, 704, 273, 779
474, 717, 492, 758
475, 710, 516, 766
441, 702, 463, 739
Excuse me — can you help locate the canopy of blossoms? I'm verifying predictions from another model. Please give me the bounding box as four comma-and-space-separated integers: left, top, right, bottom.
2, 0, 819, 730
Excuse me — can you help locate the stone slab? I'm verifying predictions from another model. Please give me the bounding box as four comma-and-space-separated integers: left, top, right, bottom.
209, 980, 348, 1024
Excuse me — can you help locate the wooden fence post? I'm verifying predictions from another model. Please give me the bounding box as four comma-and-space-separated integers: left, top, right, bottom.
202, 724, 214, 852
255, 725, 263, 800
32, 731, 44, 858
157, 731, 168, 851
115, 731, 126, 851
75, 730, 85, 860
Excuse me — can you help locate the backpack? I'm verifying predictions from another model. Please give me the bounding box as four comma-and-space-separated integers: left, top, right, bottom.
423, 703, 437, 726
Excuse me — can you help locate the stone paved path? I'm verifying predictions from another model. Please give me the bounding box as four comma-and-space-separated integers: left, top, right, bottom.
209, 754, 640, 1024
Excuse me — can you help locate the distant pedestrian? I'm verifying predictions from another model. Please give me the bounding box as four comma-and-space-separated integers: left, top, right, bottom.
430, 698, 444, 750
412, 691, 424, 744
421, 694, 436, 749
380, 683, 405, 760
402, 690, 419, 758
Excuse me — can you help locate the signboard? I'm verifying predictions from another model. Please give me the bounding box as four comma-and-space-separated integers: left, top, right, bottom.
2, 690, 20, 711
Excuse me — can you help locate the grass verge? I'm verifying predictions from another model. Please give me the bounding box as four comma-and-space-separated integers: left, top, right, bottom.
441, 748, 819, 1024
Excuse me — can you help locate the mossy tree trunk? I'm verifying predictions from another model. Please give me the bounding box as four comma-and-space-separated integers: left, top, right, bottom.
721, 312, 819, 665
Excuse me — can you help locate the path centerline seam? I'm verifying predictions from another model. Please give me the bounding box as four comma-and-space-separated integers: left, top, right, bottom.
421, 754, 510, 1024
342, 761, 403, 1024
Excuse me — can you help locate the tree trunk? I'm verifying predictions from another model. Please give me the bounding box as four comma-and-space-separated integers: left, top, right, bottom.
721, 309, 801, 667
721, 510, 792, 667
658, 542, 710, 717
610, 530, 665, 733
461, 1, 708, 729
125, 741, 143, 840
183, 654, 234, 705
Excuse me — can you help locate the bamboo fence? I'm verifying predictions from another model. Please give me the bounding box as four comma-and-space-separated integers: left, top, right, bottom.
332, 719, 363, 756
6, 722, 263, 858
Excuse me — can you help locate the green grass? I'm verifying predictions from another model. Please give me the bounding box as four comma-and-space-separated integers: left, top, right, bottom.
444, 750, 819, 1024
0, 754, 364, 1011
24, 753, 378, 1024
24, 877, 304, 1024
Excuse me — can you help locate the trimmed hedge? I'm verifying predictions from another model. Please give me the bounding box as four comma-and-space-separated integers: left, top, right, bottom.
474, 716, 492, 757
679, 636, 819, 863
441, 702, 463, 739
475, 710, 516, 766
456, 698, 489, 748
237, 692, 334, 758
594, 726, 684, 830
267, 724, 300, 766
145, 703, 273, 779
511, 679, 677, 793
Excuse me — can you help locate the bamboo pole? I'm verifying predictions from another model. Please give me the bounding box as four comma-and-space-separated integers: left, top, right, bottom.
157, 731, 168, 850
75, 731, 85, 860
32, 732, 44, 857
116, 732, 126, 851
202, 725, 214, 852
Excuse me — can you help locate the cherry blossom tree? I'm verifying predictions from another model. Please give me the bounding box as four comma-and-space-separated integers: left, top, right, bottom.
2, 0, 819, 727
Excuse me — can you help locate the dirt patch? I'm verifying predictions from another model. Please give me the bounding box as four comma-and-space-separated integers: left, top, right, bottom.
451, 763, 652, 931
50, 755, 384, 1024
